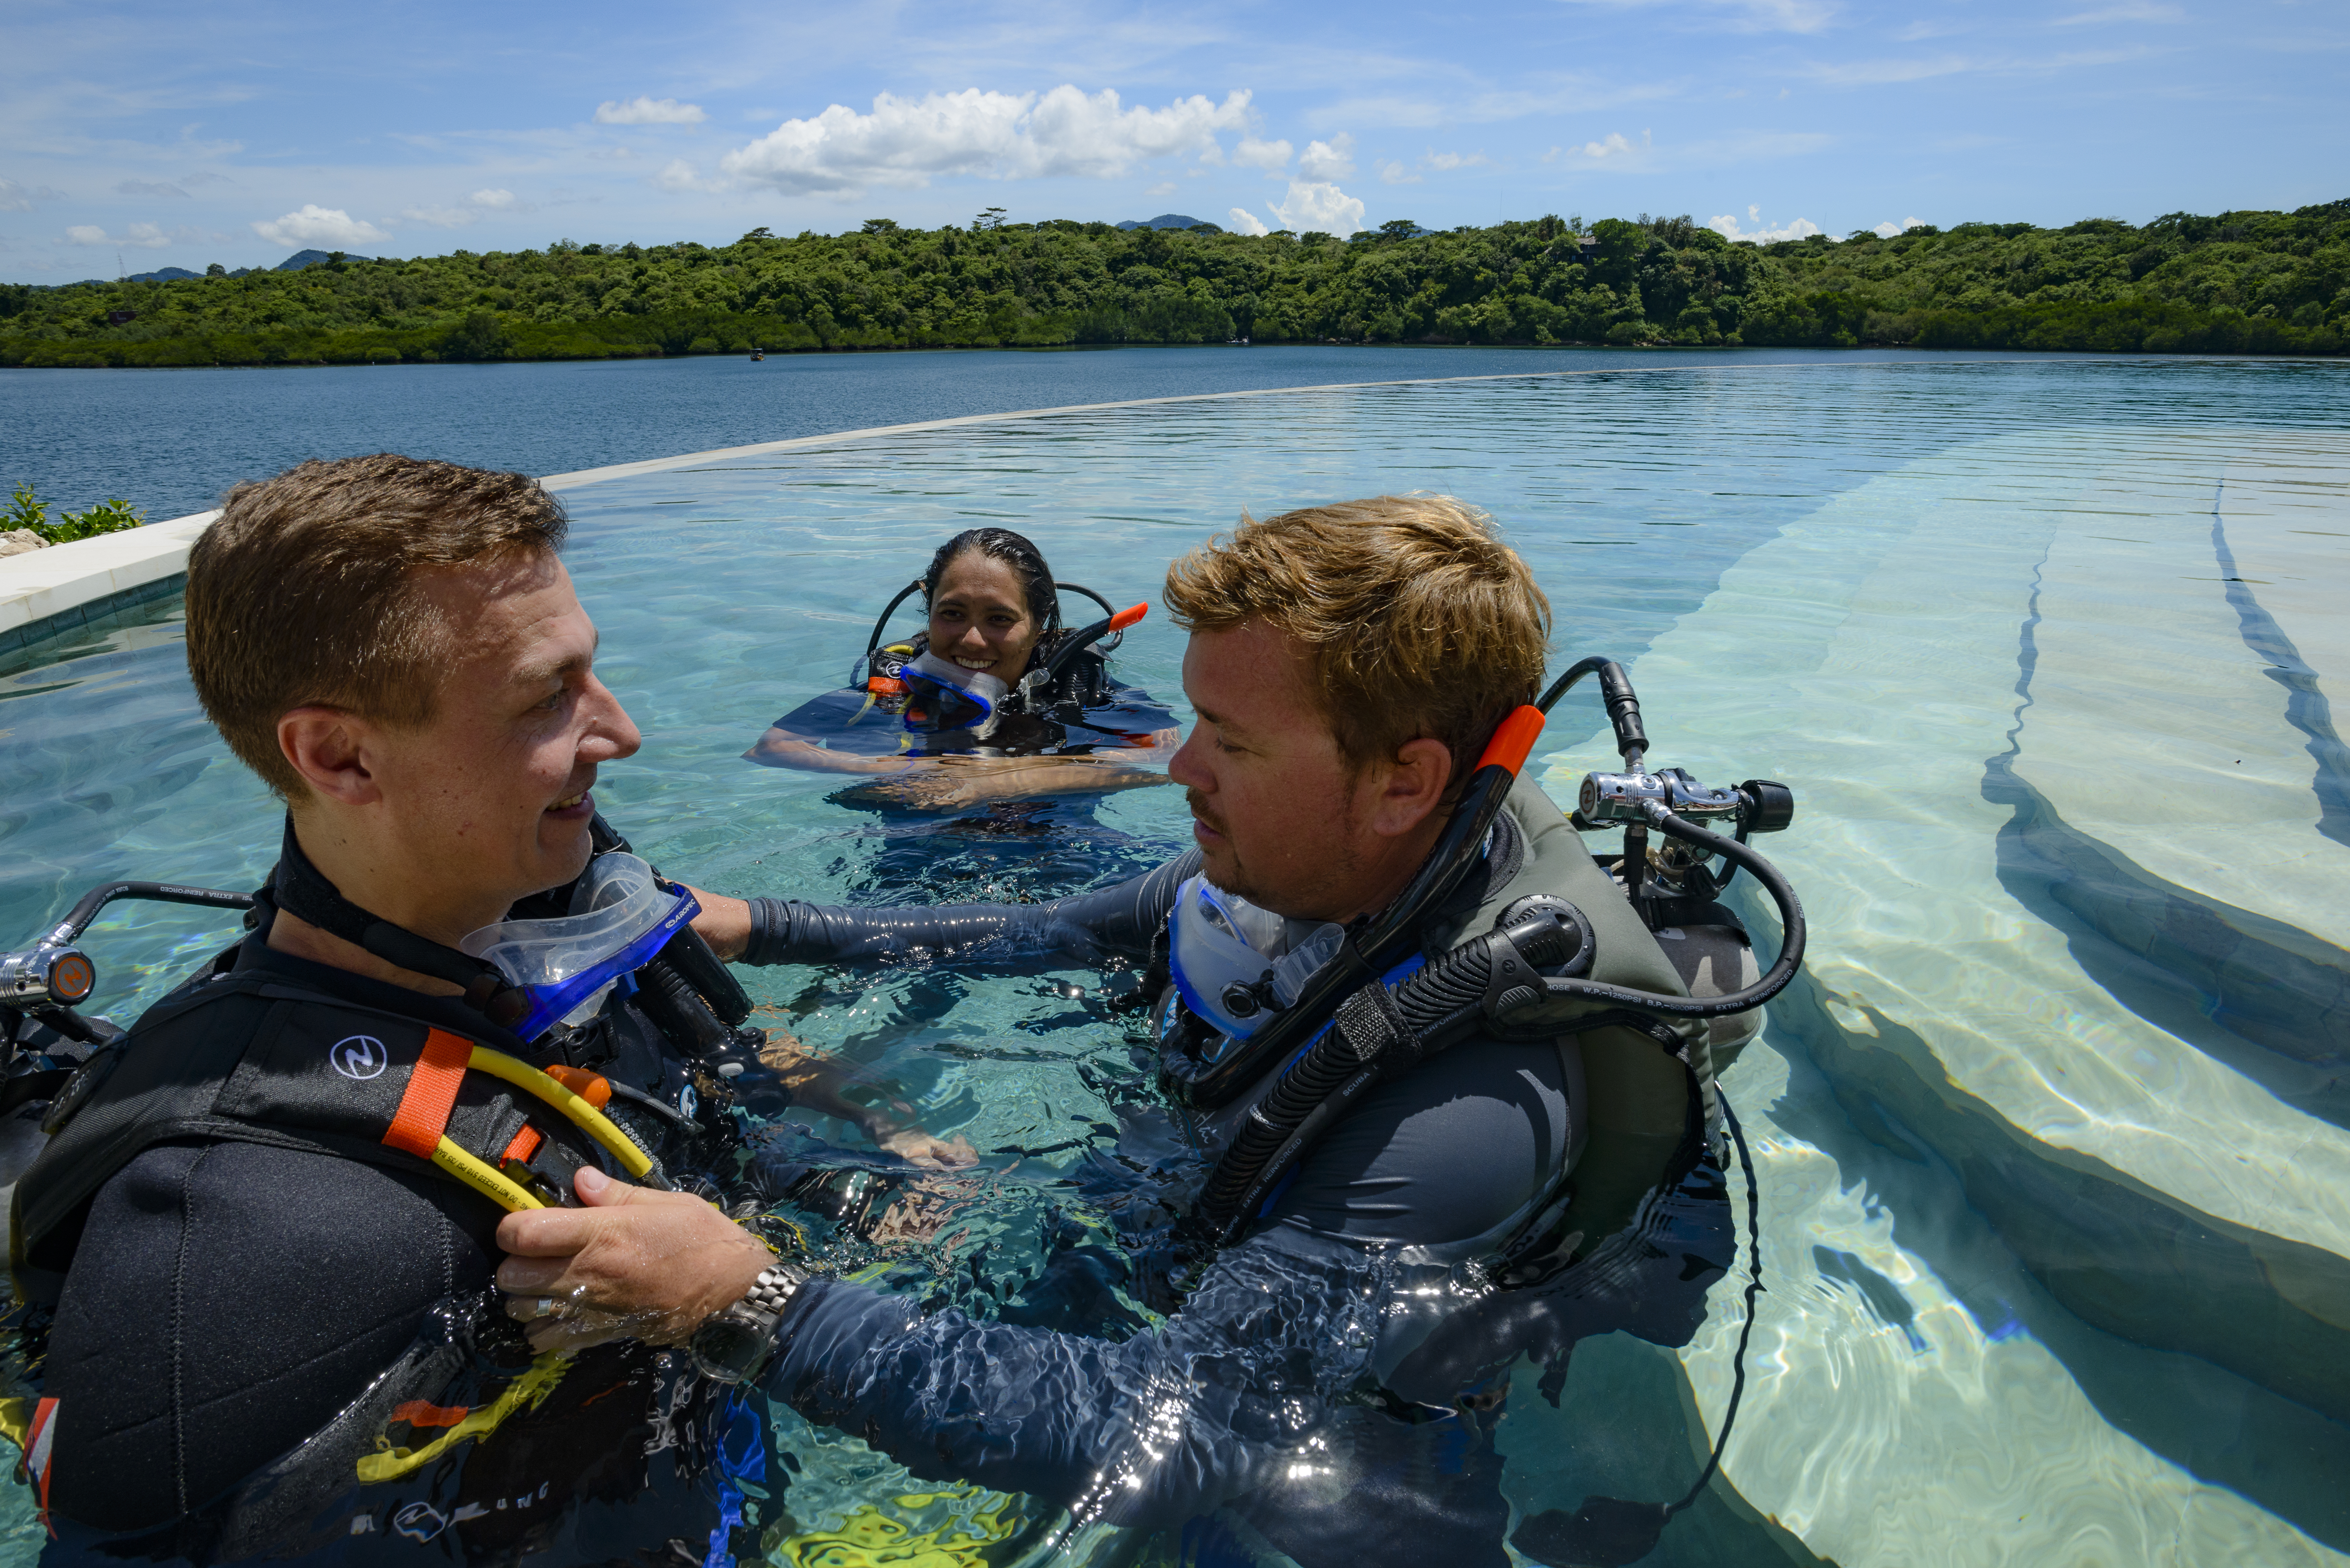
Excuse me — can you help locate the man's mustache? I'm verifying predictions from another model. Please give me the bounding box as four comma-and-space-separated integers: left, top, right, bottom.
1184, 788, 1226, 838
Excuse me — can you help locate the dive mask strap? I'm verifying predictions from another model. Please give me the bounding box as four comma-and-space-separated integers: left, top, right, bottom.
268, 816, 536, 1031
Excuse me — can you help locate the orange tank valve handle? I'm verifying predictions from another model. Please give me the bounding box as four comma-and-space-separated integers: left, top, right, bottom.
1475, 705, 1548, 778
543, 1064, 613, 1108
866, 676, 906, 695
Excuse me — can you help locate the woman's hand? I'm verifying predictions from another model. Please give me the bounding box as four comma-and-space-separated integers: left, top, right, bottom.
495, 1166, 772, 1354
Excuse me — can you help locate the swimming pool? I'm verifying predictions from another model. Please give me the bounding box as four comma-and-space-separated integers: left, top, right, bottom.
3, 356, 2345, 1564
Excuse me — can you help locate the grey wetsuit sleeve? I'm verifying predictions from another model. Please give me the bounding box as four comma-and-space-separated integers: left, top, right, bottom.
741, 849, 1201, 968
761, 1026, 1566, 1526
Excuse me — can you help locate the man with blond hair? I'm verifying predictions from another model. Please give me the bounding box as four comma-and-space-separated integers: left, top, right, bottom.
508, 495, 1728, 1565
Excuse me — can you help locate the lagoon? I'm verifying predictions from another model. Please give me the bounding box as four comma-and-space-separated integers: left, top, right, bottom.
5, 344, 2027, 520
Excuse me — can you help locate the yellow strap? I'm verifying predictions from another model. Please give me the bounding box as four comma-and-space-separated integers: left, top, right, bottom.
466, 1047, 654, 1178
430, 1136, 543, 1211
354, 1352, 572, 1484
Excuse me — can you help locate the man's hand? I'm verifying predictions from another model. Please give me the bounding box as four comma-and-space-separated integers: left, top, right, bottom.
685, 886, 751, 961
874, 1126, 979, 1170
496, 1166, 771, 1354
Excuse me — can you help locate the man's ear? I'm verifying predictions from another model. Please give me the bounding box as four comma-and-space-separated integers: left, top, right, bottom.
1368, 737, 1454, 839
278, 707, 383, 806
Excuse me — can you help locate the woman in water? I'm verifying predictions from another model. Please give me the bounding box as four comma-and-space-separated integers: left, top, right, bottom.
745, 527, 1178, 810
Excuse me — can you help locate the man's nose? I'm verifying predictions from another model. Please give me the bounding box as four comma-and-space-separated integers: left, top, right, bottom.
582, 676, 642, 760
1167, 725, 1210, 791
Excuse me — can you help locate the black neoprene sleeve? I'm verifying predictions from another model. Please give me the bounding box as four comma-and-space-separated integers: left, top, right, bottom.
742, 850, 1202, 968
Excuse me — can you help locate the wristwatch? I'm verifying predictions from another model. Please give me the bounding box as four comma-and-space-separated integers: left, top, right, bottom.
688, 1260, 809, 1384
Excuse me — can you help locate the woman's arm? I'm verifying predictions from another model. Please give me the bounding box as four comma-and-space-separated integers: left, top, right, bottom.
830, 752, 1175, 810
743, 727, 922, 776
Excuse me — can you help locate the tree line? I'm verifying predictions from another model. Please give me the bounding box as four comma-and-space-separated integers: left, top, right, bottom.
2, 201, 2342, 369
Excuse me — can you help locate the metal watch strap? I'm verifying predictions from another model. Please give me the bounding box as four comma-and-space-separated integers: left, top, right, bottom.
741, 1261, 804, 1317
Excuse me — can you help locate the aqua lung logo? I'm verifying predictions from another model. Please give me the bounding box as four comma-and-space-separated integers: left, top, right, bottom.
330, 1035, 388, 1081
390, 1502, 446, 1542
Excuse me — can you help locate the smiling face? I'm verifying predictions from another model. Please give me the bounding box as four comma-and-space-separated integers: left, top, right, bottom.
282, 550, 643, 941
926, 550, 1042, 682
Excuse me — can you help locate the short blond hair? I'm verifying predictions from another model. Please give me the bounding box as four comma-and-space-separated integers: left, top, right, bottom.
186, 454, 569, 798
1163, 494, 1551, 786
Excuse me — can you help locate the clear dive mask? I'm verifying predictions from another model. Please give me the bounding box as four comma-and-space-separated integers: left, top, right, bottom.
1166, 872, 1345, 1042
460, 852, 699, 1041
900, 650, 1009, 738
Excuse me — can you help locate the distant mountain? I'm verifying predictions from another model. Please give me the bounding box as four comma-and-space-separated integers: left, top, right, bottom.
276, 249, 371, 271
1116, 214, 1216, 231
127, 266, 200, 284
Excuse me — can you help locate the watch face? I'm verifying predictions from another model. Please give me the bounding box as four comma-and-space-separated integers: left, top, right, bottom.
690, 1314, 767, 1383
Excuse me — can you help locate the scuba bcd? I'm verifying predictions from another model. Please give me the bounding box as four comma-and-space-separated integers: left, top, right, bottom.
0, 810, 765, 1268
1153, 656, 1804, 1247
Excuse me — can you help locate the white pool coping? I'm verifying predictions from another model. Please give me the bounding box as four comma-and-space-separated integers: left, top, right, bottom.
0, 356, 2080, 648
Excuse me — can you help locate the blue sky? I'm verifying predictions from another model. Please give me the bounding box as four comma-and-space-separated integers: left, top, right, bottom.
3, 0, 2342, 280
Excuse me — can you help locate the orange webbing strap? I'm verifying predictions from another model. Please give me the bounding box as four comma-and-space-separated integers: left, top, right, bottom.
383, 1028, 472, 1159
1476, 705, 1547, 777
381, 1028, 546, 1212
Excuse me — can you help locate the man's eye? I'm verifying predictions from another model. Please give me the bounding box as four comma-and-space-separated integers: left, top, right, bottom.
534, 689, 563, 712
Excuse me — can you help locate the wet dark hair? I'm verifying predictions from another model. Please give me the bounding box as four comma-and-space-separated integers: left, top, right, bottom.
920, 527, 1064, 640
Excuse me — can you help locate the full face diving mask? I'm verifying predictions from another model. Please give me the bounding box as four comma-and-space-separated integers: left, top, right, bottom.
1167, 872, 1345, 1042
460, 852, 699, 1041
900, 649, 1009, 739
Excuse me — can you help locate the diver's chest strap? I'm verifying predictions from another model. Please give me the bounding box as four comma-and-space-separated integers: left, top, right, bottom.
12, 973, 631, 1302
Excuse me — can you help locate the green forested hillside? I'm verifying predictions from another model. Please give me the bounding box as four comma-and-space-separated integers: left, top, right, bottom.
3, 202, 2342, 368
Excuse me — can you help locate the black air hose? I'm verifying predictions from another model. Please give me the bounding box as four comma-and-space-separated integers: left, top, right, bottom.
1541, 808, 1804, 1018
1197, 908, 1581, 1237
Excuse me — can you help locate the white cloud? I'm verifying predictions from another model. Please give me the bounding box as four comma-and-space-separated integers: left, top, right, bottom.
720, 86, 1253, 196
1378, 160, 1421, 185
115, 179, 189, 199
1709, 206, 1826, 243
596, 96, 708, 126
1423, 150, 1490, 171
1147, 181, 1177, 196
470, 187, 516, 209
66, 222, 172, 248
1562, 131, 1646, 160
656, 159, 714, 192
1298, 133, 1356, 179
251, 205, 389, 248
1227, 207, 1271, 236
1270, 179, 1366, 237
1871, 215, 1930, 237
1234, 135, 1292, 172
400, 205, 477, 227
2, 178, 67, 210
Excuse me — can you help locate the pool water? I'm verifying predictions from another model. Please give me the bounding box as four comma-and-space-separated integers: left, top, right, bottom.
3, 356, 2346, 1565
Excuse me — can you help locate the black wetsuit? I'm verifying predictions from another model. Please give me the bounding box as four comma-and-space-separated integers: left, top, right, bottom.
759, 636, 1174, 765
27, 928, 743, 1556
739, 779, 1725, 1566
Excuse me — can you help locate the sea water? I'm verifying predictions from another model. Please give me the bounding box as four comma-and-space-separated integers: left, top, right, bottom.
2, 354, 2346, 1565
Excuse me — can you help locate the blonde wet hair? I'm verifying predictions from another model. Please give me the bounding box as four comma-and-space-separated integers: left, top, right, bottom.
1163, 493, 1551, 788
